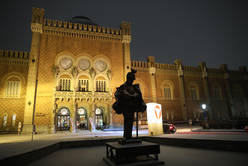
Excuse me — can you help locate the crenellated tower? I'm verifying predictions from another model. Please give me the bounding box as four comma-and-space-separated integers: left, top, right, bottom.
120, 22, 131, 81
23, 8, 45, 133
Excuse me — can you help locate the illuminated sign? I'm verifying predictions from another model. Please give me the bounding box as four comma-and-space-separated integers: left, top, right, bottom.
146, 103, 163, 136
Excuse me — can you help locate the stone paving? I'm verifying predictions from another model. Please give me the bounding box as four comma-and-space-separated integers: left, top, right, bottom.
0, 129, 248, 161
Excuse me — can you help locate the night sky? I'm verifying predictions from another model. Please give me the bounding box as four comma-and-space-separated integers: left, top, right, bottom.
0, 0, 248, 69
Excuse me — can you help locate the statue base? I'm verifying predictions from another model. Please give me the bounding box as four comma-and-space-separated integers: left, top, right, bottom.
103, 141, 164, 166
118, 138, 142, 145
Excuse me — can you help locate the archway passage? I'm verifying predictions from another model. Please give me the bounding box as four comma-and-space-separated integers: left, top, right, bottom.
77, 107, 88, 130
57, 107, 70, 131
95, 108, 104, 130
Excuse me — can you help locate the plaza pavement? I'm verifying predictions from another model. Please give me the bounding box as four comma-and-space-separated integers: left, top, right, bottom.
0, 128, 248, 163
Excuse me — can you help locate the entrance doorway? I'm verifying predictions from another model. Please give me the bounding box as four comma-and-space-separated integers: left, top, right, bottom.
77, 107, 88, 130
95, 107, 104, 130
57, 107, 70, 131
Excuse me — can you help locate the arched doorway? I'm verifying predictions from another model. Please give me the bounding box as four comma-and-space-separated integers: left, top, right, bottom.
95, 107, 104, 130
77, 107, 88, 130
57, 107, 70, 131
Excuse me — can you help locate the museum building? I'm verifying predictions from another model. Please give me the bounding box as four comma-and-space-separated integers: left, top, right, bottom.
0, 8, 247, 133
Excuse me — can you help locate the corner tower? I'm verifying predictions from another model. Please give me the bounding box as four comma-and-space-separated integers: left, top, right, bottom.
121, 22, 131, 80
23, 8, 44, 133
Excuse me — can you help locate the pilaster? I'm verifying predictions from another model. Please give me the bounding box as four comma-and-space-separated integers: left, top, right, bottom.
199, 62, 212, 120
174, 59, 187, 120
220, 64, 234, 119
23, 8, 44, 133
121, 22, 131, 81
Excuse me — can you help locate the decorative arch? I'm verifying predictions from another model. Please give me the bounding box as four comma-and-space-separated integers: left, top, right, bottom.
188, 81, 200, 100
160, 80, 175, 100
1, 72, 26, 85
56, 107, 70, 131
1, 73, 24, 98
57, 73, 74, 91
77, 74, 91, 92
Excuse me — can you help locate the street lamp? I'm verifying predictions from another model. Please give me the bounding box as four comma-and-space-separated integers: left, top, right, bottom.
201, 103, 209, 129
201, 104, 206, 110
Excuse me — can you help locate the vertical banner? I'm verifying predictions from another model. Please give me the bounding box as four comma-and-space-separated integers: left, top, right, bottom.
146, 103, 163, 136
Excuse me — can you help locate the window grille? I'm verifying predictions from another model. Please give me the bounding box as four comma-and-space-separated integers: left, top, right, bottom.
78, 79, 89, 92
96, 80, 106, 92
5, 80, 20, 98
59, 78, 71, 91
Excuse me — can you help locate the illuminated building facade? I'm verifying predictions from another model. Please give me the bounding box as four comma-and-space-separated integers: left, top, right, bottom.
0, 8, 247, 133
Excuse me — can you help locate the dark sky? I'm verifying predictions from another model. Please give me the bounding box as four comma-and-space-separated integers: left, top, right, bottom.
1, 0, 248, 69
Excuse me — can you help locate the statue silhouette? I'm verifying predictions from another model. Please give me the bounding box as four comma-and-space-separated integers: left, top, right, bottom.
113, 69, 147, 140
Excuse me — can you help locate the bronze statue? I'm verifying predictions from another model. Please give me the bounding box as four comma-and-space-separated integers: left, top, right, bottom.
113, 69, 147, 140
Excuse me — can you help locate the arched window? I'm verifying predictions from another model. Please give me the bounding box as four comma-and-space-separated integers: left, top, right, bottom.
95, 107, 104, 129
189, 84, 199, 100
59, 75, 71, 91
213, 86, 222, 100
96, 76, 106, 92
5, 77, 21, 98
78, 75, 90, 92
161, 80, 174, 100
164, 85, 172, 100
3, 114, 8, 127
12, 114, 16, 127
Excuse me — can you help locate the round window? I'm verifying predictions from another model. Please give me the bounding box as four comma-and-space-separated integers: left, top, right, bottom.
60, 108, 69, 115
60, 57, 73, 70
78, 59, 90, 70
95, 108, 102, 115
94, 60, 107, 72
78, 108, 86, 115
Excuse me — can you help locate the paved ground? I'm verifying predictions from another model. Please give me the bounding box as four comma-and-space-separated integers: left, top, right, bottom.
28, 144, 248, 166
0, 129, 248, 161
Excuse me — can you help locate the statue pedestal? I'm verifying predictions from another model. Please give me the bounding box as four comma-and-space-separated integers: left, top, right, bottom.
103, 141, 164, 166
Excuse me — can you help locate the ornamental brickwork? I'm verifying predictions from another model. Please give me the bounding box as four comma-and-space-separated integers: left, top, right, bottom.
0, 7, 247, 133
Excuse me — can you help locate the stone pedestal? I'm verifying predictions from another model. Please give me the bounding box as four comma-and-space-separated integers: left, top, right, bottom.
103, 141, 164, 166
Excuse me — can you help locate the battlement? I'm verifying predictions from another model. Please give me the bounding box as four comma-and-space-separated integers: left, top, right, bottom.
155, 63, 178, 70
42, 18, 125, 41
43, 19, 122, 35
0, 49, 29, 65
131, 61, 149, 68
183, 65, 202, 72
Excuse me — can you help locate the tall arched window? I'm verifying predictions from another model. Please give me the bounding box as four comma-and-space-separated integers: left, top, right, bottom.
164, 85, 172, 100
213, 86, 222, 100
12, 114, 16, 127
189, 84, 199, 100
5, 77, 21, 98
59, 75, 71, 91
161, 80, 174, 100
3, 114, 8, 127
